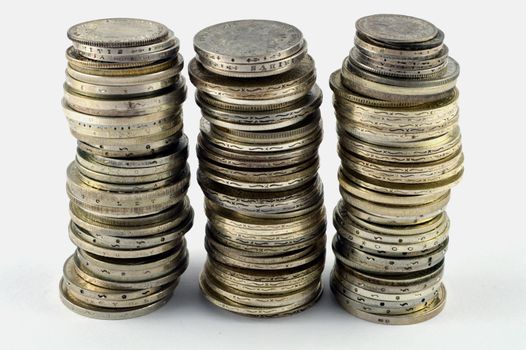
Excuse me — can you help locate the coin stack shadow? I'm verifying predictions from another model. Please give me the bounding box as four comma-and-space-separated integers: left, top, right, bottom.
59, 18, 193, 319
189, 20, 326, 317
329, 14, 463, 324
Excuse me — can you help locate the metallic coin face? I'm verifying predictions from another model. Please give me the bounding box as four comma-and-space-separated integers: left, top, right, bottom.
356, 14, 438, 44
194, 20, 303, 63
67, 18, 169, 47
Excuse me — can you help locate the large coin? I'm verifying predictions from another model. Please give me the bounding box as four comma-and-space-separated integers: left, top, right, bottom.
194, 20, 303, 65
68, 18, 169, 48
356, 14, 438, 44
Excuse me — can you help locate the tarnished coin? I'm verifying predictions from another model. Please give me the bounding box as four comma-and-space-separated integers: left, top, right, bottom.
194, 20, 303, 65
62, 255, 162, 301
59, 279, 173, 320
340, 57, 459, 103
68, 18, 169, 48
356, 14, 438, 44
73, 31, 179, 60
66, 49, 183, 75
199, 272, 322, 318
331, 278, 446, 325
188, 55, 315, 105
196, 42, 308, 78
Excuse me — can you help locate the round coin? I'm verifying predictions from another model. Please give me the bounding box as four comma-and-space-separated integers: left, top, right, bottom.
356, 14, 438, 44
68, 18, 169, 48
194, 20, 303, 65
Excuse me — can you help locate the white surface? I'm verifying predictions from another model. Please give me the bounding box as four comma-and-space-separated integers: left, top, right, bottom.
0, 0, 525, 348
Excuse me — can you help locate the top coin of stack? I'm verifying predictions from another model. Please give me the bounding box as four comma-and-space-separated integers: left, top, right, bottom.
193, 20, 307, 78
67, 18, 179, 64
59, 18, 192, 319
342, 14, 458, 104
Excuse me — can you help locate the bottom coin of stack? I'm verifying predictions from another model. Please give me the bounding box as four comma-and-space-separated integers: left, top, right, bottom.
60, 144, 192, 319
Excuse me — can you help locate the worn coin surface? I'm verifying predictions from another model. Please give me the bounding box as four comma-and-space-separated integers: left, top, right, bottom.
356, 14, 438, 44
194, 20, 303, 64
68, 18, 169, 48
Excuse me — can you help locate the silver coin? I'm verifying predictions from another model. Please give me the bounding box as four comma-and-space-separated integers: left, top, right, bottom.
193, 20, 303, 64
59, 278, 172, 320
356, 14, 438, 44
195, 41, 307, 78
67, 18, 169, 48
76, 44, 179, 64
72, 31, 179, 58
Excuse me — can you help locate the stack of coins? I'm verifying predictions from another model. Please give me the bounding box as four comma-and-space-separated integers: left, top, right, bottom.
59, 18, 193, 319
329, 14, 463, 324
190, 20, 326, 317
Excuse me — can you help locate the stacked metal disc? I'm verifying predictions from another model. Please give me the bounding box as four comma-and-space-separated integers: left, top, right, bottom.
189, 20, 326, 317
329, 14, 463, 324
59, 18, 193, 319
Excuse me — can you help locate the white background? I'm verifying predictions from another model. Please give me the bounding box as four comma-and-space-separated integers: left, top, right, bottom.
0, 0, 524, 349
